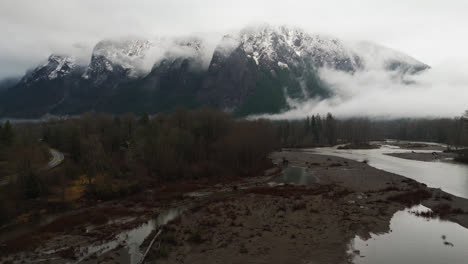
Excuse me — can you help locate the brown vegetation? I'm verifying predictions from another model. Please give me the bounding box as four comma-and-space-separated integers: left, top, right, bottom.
0, 207, 135, 255
388, 189, 432, 206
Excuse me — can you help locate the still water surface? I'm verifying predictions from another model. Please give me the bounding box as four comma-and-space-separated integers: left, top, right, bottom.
350, 205, 468, 264
271, 166, 318, 185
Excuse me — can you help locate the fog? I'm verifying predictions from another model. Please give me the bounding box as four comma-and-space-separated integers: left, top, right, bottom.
252, 60, 468, 119
87, 34, 222, 77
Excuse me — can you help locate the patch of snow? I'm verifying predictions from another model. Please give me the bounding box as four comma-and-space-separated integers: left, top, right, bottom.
278, 61, 289, 69
47, 56, 76, 80
252, 56, 259, 65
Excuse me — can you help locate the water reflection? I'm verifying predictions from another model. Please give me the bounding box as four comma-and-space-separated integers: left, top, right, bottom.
350, 205, 468, 264
78, 207, 185, 264
271, 166, 318, 185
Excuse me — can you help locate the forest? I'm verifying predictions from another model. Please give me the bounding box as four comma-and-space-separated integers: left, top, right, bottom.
0, 108, 467, 225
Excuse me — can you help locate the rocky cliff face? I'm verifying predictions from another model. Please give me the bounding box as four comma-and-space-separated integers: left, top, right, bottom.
0, 55, 85, 117
198, 25, 361, 114
0, 25, 430, 118
22, 54, 79, 83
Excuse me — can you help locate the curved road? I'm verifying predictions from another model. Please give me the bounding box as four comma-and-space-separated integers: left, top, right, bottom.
47, 149, 64, 169
0, 149, 64, 186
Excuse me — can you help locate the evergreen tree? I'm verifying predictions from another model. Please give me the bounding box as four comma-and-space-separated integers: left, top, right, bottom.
325, 113, 337, 145
311, 115, 318, 143
316, 115, 323, 143
1, 120, 13, 145
304, 116, 310, 136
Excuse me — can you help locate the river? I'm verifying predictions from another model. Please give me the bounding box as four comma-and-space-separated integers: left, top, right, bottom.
349, 205, 468, 264
305, 142, 468, 199
300, 141, 468, 264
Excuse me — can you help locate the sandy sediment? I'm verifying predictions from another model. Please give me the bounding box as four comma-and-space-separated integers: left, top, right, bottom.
385, 152, 457, 162
384, 141, 447, 151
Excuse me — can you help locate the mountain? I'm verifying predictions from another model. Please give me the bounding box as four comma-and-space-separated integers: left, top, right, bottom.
0, 25, 429, 118
351, 41, 429, 74
0, 77, 20, 92
96, 37, 208, 114
199, 25, 361, 115
82, 38, 154, 84
0, 55, 85, 117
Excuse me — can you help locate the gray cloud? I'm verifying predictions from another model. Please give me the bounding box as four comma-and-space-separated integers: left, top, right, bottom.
251, 60, 468, 119
2, 0, 468, 77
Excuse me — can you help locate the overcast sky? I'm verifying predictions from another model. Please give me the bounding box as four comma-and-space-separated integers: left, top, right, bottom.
1, 0, 467, 118
1, 0, 468, 78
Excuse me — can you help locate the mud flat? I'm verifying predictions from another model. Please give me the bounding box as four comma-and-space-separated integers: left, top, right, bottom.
384, 141, 447, 151
386, 152, 457, 162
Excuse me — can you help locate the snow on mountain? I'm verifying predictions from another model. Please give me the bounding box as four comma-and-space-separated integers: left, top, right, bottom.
82, 38, 154, 81
215, 24, 361, 72
82, 36, 211, 85
150, 36, 209, 71
1, 24, 431, 118
350, 41, 429, 73
22, 54, 77, 83
215, 24, 427, 74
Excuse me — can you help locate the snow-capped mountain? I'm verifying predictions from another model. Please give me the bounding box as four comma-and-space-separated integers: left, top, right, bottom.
213, 25, 427, 74
22, 54, 78, 83
82, 38, 154, 85
0, 24, 430, 118
236, 25, 360, 71
199, 25, 428, 115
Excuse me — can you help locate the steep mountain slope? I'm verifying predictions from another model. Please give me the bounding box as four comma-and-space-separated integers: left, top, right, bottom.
0, 25, 430, 118
0, 77, 20, 92
82, 38, 154, 84
199, 25, 429, 116
199, 25, 359, 115
98, 37, 208, 114
0, 55, 84, 117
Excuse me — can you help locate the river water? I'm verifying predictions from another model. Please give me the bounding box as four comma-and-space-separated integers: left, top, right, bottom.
77, 207, 185, 264
300, 142, 468, 264
349, 205, 468, 264
305, 142, 468, 199
271, 166, 319, 185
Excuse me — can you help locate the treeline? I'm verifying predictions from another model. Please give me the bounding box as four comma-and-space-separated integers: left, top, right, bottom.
274, 114, 378, 147
275, 113, 338, 147
0, 109, 279, 224
41, 108, 278, 197
273, 113, 468, 149
1, 109, 468, 225
2, 109, 468, 201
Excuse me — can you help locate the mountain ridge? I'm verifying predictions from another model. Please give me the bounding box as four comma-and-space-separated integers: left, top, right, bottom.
0, 24, 429, 118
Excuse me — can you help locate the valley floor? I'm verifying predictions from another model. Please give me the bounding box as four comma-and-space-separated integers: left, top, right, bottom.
2, 151, 468, 264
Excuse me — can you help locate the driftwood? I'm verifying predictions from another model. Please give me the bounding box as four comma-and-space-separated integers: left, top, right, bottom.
138, 228, 163, 264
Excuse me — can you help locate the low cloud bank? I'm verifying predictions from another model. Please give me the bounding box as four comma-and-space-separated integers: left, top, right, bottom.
251, 60, 468, 120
